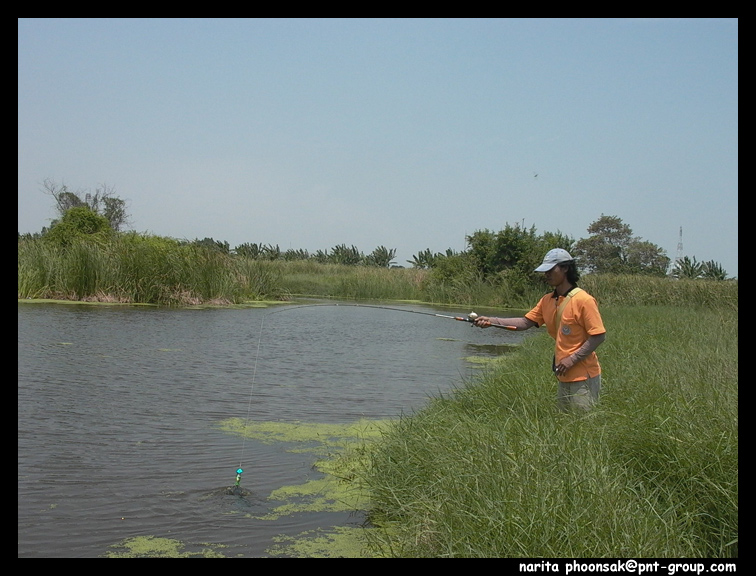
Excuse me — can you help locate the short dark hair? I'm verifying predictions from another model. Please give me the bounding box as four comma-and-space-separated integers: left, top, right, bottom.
559, 260, 580, 285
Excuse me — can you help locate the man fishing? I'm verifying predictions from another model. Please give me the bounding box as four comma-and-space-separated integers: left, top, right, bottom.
473, 248, 606, 411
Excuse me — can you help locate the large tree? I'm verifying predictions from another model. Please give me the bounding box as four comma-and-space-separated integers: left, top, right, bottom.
625, 240, 671, 276
573, 214, 631, 273
43, 179, 130, 232
573, 214, 669, 275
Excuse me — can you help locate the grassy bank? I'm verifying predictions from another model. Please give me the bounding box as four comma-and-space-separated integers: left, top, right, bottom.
354, 304, 737, 558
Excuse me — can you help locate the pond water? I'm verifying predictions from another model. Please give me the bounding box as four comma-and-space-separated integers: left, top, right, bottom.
18, 300, 527, 557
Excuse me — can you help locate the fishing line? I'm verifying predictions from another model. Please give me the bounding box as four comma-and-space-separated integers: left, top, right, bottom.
232, 302, 515, 488
234, 312, 266, 490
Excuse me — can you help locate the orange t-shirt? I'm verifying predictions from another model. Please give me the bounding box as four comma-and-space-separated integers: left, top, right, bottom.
525, 288, 606, 382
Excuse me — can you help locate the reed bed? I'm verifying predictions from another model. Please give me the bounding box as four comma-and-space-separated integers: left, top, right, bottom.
18, 235, 290, 305
357, 305, 737, 558
244, 259, 412, 302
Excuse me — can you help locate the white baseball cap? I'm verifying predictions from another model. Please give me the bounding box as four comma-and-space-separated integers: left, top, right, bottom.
534, 248, 573, 272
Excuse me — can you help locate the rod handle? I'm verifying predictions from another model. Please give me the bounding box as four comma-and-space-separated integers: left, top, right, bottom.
467, 312, 518, 330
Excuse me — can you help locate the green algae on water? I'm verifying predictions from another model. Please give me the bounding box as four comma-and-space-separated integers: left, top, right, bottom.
214, 417, 394, 556
217, 417, 388, 448
258, 472, 367, 521
104, 536, 228, 558
220, 418, 386, 520
266, 526, 375, 558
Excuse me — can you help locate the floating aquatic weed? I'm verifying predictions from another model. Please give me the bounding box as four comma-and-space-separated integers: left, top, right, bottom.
266, 526, 372, 558
104, 536, 227, 558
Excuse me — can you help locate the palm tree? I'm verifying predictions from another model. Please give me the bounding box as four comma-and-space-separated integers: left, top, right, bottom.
408, 248, 436, 269
367, 246, 397, 268
672, 256, 703, 279
700, 260, 728, 280
330, 244, 363, 265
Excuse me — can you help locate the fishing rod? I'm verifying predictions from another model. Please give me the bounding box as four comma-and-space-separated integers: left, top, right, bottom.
268, 303, 518, 330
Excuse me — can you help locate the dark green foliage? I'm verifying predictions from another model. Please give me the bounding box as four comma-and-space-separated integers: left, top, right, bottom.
234, 243, 281, 260
574, 214, 631, 273
625, 240, 671, 276
672, 256, 703, 279
366, 246, 397, 268
673, 256, 729, 280
43, 206, 113, 248
312, 249, 330, 263
408, 248, 450, 269
701, 260, 728, 280
574, 214, 671, 275
232, 243, 397, 267
283, 248, 311, 261
464, 223, 575, 292
329, 244, 364, 266
192, 237, 230, 254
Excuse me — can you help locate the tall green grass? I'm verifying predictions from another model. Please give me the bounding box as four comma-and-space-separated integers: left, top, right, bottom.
581, 274, 738, 310
18, 240, 58, 299
17, 234, 290, 305
18, 235, 737, 310
357, 305, 737, 557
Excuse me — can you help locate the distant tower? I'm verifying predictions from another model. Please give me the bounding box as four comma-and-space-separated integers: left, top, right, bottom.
676, 226, 683, 265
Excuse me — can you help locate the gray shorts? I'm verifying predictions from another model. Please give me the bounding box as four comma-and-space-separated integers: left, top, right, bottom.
557, 374, 601, 412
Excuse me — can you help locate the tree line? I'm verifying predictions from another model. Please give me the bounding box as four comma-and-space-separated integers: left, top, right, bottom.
19, 179, 731, 281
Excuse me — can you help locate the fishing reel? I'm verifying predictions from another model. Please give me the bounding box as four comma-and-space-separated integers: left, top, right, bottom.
465, 312, 517, 330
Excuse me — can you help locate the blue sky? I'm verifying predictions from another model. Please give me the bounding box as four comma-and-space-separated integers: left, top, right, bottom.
18, 18, 738, 277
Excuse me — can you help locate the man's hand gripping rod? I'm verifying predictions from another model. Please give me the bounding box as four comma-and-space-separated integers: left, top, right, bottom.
443, 312, 517, 330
